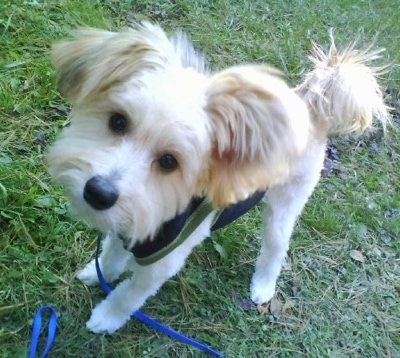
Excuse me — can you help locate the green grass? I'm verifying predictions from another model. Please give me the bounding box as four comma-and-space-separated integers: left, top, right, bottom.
1, 0, 400, 357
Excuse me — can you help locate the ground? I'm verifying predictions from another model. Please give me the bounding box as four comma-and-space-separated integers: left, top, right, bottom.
1, 0, 399, 357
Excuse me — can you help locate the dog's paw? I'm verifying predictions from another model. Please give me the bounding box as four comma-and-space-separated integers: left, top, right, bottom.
250, 279, 276, 305
76, 260, 99, 286
86, 300, 131, 334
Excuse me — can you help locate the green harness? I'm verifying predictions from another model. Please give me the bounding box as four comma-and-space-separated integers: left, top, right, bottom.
130, 191, 265, 266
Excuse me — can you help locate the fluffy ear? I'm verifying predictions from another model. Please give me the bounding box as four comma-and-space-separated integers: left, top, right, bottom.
51, 23, 174, 102
204, 65, 310, 207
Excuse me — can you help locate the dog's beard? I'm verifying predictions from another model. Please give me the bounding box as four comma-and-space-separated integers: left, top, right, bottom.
52, 158, 198, 249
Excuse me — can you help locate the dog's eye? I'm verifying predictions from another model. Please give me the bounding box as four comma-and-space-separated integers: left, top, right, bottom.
109, 113, 128, 134
158, 154, 178, 172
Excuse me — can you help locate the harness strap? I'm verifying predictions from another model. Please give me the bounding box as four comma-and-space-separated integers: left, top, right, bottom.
211, 190, 265, 231
131, 190, 266, 266
132, 199, 214, 266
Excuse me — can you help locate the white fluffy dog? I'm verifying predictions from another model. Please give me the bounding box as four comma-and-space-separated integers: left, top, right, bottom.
47, 22, 389, 334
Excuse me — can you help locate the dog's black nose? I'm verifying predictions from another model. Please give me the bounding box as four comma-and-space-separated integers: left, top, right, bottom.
83, 176, 119, 210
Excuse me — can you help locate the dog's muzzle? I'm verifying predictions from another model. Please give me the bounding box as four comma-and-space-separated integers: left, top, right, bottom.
83, 175, 119, 210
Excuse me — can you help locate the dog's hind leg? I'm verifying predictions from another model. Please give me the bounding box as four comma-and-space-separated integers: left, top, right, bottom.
77, 232, 134, 286
250, 143, 325, 304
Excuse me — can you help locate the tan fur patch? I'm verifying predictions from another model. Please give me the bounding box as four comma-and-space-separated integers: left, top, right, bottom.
203, 65, 310, 207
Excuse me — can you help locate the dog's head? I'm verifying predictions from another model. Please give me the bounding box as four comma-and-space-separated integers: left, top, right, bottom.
47, 22, 310, 248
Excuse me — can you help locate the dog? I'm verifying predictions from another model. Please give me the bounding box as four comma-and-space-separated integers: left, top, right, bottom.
47, 22, 389, 334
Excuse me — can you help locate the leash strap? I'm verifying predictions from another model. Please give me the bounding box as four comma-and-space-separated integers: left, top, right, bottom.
95, 233, 224, 357
27, 234, 224, 358
28, 305, 57, 358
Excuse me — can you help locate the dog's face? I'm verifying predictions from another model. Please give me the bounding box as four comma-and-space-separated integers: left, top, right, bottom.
48, 23, 310, 248
48, 67, 211, 243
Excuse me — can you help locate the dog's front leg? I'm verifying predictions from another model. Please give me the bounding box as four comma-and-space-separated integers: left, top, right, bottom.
86, 265, 165, 334
77, 232, 133, 286
86, 216, 214, 334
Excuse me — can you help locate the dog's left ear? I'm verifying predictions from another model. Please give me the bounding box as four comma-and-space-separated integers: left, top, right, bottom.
51, 23, 173, 103
204, 66, 310, 207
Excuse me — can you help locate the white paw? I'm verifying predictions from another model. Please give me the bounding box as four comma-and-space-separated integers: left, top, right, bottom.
86, 299, 131, 334
250, 279, 276, 304
76, 260, 99, 286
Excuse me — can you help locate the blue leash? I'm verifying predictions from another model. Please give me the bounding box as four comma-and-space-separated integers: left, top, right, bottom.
28, 305, 57, 358
94, 233, 224, 357
29, 233, 224, 357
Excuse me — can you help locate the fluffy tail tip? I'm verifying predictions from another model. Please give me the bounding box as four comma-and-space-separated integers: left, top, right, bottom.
297, 34, 391, 135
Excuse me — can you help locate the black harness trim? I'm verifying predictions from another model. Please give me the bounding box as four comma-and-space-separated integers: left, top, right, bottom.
130, 190, 265, 265
131, 196, 204, 259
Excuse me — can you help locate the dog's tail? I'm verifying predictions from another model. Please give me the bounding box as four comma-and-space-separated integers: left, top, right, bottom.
296, 35, 390, 135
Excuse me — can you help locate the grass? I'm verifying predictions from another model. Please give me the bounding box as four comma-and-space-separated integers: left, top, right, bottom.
1, 0, 399, 357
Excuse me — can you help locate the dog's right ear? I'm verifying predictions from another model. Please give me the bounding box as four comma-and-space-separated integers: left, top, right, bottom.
203, 65, 310, 207
51, 23, 172, 102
